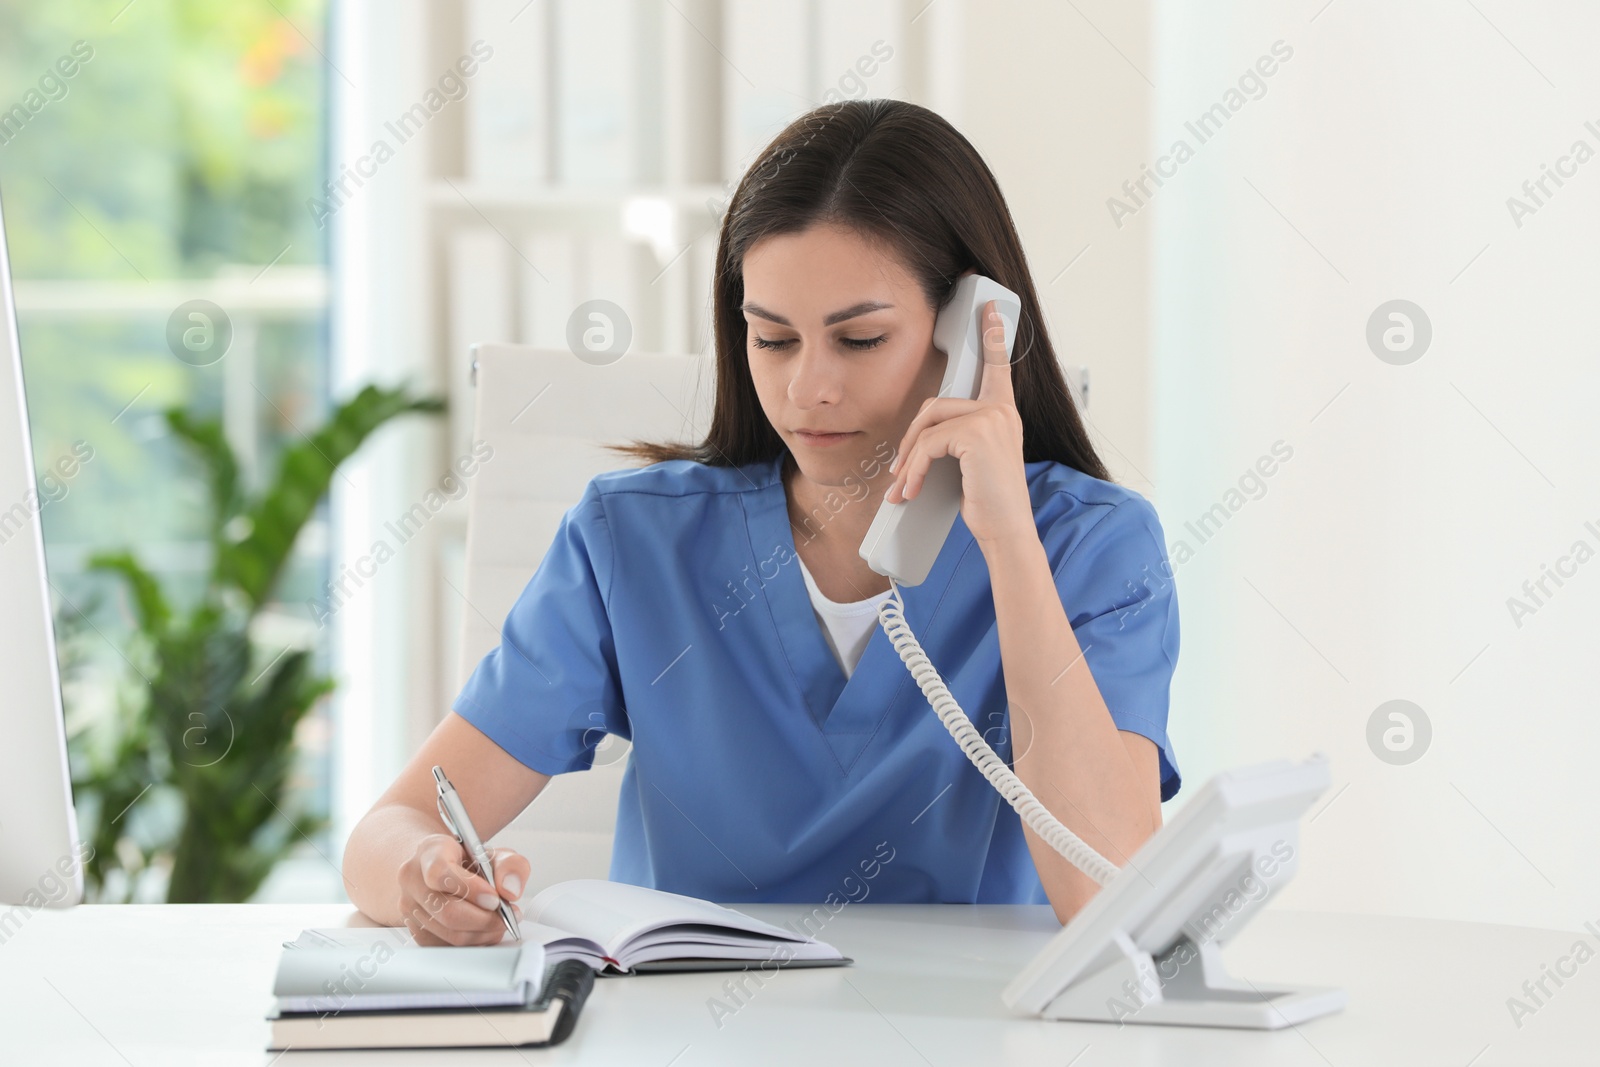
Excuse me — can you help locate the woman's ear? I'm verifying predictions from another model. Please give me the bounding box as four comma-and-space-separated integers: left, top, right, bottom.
936, 268, 977, 311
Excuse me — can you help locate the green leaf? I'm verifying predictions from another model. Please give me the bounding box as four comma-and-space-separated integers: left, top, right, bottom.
216, 383, 443, 608
85, 551, 172, 636
165, 409, 242, 539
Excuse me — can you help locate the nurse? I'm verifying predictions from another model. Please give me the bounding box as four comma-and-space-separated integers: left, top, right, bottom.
343, 98, 1181, 946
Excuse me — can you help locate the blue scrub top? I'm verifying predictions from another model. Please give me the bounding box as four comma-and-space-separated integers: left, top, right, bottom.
453, 451, 1180, 906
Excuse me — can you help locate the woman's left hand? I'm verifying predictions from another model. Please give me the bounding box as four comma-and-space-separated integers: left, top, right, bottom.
885, 300, 1037, 551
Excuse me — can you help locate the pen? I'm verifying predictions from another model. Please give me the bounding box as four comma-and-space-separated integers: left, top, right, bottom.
432, 765, 522, 941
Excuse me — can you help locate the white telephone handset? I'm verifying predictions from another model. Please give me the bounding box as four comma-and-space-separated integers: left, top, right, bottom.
861, 274, 1123, 888
858, 274, 1021, 586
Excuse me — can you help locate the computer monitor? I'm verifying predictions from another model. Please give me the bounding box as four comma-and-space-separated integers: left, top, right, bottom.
1003, 754, 1346, 1029
0, 187, 85, 908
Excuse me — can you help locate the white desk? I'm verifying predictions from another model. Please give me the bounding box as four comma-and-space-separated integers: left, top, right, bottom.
0, 903, 1590, 1065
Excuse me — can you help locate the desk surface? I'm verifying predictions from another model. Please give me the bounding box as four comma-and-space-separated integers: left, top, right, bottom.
0, 902, 1591, 1066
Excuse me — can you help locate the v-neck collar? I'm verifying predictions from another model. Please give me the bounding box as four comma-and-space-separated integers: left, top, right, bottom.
739, 451, 976, 773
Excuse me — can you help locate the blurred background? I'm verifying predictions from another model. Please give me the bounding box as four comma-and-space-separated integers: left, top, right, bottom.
3, 0, 1596, 933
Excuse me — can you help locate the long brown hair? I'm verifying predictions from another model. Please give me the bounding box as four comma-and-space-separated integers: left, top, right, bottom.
609, 98, 1109, 482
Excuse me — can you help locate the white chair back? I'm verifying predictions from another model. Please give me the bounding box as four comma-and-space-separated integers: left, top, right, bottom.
460, 343, 713, 893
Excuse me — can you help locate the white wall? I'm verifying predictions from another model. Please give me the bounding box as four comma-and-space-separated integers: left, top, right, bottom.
958, 0, 1157, 496
1150, 0, 1600, 931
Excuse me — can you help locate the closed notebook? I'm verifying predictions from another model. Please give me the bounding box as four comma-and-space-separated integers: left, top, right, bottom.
272, 942, 545, 1013
266, 953, 593, 1051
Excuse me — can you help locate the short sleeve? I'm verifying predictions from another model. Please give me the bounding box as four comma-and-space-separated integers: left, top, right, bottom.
1053, 496, 1182, 801
452, 479, 628, 775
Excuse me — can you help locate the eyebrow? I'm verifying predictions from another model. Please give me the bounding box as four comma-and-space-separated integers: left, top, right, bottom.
741, 300, 894, 327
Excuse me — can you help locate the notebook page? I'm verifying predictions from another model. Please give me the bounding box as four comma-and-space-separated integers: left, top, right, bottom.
524, 879, 830, 957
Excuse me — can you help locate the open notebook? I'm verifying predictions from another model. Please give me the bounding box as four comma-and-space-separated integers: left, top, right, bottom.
287, 878, 849, 974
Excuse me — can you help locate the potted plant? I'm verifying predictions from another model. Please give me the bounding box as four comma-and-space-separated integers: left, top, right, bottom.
65, 383, 443, 903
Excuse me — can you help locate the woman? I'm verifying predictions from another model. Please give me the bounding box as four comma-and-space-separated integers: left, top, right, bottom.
342, 99, 1181, 945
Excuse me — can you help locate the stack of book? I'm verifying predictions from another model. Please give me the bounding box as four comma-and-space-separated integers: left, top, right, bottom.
266, 878, 847, 1050
267, 938, 591, 1051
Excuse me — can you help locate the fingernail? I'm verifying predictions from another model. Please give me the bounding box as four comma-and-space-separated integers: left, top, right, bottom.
476, 893, 499, 910
503, 874, 522, 898
889, 455, 899, 474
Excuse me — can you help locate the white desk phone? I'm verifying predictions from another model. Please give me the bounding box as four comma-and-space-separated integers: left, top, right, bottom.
858, 274, 1346, 1029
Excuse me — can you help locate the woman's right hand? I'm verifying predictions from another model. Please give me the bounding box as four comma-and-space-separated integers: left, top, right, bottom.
396, 833, 530, 946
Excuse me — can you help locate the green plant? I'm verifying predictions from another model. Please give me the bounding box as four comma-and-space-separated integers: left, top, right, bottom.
67, 383, 443, 903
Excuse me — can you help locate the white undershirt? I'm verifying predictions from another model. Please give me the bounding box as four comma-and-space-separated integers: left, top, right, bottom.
794, 554, 893, 679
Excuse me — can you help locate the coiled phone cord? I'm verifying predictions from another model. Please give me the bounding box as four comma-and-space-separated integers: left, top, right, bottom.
877, 580, 1121, 888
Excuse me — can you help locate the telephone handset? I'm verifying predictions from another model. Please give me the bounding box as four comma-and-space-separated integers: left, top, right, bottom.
861, 274, 1122, 889
858, 274, 1021, 586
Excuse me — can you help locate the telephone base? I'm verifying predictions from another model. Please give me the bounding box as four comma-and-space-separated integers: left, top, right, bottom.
1036, 931, 1347, 1030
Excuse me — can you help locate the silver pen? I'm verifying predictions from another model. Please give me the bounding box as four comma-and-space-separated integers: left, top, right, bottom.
432, 765, 522, 940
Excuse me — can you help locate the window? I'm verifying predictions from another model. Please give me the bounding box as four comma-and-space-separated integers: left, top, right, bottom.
0, 0, 333, 901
